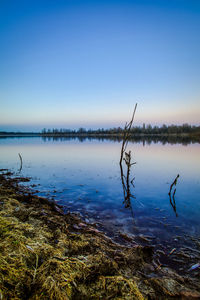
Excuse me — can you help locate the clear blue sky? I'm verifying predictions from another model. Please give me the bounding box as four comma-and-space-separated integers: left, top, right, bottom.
0, 0, 200, 131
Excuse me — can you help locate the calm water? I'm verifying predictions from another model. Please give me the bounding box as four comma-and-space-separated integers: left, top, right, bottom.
0, 137, 200, 256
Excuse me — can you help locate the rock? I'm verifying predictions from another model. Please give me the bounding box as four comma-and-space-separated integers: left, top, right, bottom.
119, 232, 134, 242
54, 205, 64, 215
78, 222, 87, 228
87, 227, 101, 234
156, 249, 166, 256
138, 234, 152, 242
73, 224, 80, 230
136, 246, 154, 263
26, 245, 34, 252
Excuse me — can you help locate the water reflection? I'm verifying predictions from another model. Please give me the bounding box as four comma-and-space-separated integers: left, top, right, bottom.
18, 153, 23, 173
0, 137, 200, 247
40, 135, 199, 145
119, 152, 136, 218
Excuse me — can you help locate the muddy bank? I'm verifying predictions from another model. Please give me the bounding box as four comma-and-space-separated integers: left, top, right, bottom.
0, 170, 199, 299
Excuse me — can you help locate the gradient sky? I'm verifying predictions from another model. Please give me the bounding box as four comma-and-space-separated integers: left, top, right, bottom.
0, 0, 200, 131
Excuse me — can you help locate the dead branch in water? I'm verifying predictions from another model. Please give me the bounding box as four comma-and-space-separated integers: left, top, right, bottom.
18, 153, 23, 173
168, 174, 180, 217
119, 103, 137, 165
119, 104, 137, 216
168, 174, 179, 196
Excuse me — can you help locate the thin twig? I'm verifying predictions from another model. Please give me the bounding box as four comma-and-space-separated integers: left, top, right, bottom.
168, 174, 179, 217
18, 153, 23, 173
168, 174, 179, 196
120, 103, 137, 165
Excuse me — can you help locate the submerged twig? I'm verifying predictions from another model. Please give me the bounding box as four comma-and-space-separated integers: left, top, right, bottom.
18, 153, 23, 173
168, 174, 180, 217
168, 174, 179, 196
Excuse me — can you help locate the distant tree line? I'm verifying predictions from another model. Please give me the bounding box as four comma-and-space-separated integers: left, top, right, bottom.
41, 123, 200, 136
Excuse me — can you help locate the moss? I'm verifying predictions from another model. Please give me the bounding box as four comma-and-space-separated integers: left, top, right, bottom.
96, 276, 144, 299
32, 258, 85, 300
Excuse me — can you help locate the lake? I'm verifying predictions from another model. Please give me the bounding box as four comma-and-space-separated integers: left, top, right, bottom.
0, 136, 200, 271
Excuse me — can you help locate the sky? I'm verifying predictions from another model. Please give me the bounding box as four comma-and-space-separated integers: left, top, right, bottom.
0, 0, 200, 131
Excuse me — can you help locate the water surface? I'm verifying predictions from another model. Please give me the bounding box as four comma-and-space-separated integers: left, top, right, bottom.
0, 137, 200, 270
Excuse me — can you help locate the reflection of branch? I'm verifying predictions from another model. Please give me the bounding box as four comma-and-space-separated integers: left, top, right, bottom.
120, 162, 135, 219
119, 104, 137, 217
18, 153, 23, 173
168, 174, 179, 217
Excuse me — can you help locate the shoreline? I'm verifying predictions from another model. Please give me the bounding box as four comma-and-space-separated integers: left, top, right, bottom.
0, 132, 199, 138
0, 170, 200, 299
1, 133, 199, 145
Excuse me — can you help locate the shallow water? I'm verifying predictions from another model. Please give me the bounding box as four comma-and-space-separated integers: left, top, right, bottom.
0, 137, 200, 257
